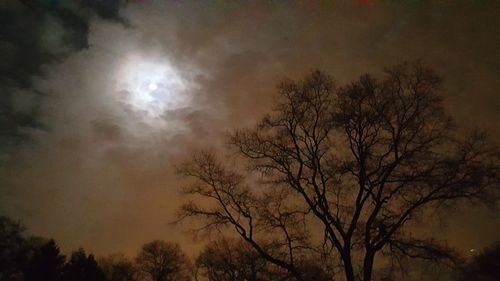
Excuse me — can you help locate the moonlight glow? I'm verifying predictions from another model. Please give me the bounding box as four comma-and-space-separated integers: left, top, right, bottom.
115, 54, 190, 121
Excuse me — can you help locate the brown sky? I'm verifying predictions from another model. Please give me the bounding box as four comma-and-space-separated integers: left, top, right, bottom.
1, 1, 499, 258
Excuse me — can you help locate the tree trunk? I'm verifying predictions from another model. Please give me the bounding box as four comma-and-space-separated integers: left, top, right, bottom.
362, 251, 375, 281
342, 250, 356, 281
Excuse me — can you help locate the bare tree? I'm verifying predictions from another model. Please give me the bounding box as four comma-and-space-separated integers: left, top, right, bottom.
136, 241, 189, 281
196, 237, 279, 281
99, 254, 139, 281
178, 63, 499, 281
196, 237, 330, 281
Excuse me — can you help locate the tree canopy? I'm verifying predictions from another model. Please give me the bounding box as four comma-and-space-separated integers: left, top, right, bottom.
136, 240, 189, 281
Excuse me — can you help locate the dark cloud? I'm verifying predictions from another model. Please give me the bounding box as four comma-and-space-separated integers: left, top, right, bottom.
0, 1, 499, 257
81, 0, 122, 20
0, 0, 124, 149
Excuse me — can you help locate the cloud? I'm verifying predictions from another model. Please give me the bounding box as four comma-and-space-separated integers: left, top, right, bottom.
0, 0, 126, 151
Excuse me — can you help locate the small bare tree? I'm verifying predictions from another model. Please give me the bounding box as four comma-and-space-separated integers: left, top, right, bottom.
196, 237, 278, 281
99, 254, 139, 281
136, 241, 188, 281
178, 63, 499, 281
196, 237, 330, 281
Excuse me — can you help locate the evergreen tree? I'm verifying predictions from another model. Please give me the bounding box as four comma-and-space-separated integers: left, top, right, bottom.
63, 248, 106, 281
24, 239, 66, 281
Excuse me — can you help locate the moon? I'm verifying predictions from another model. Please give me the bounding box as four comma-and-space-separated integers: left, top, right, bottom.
115, 54, 190, 123
148, 82, 158, 91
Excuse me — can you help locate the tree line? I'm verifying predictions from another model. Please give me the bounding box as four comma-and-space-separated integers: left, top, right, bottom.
0, 215, 329, 281
0, 216, 186, 281
1, 215, 499, 281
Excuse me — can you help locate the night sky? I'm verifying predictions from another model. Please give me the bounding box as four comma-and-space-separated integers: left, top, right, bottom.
1, 0, 499, 257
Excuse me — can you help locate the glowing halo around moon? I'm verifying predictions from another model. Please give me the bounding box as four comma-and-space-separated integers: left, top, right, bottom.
114, 54, 190, 124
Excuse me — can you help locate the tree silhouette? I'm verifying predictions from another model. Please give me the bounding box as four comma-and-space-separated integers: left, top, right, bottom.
196, 237, 332, 281
63, 248, 106, 281
0, 216, 28, 281
178, 63, 500, 281
136, 240, 189, 281
99, 254, 139, 281
0, 216, 44, 281
24, 239, 66, 281
196, 237, 284, 281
